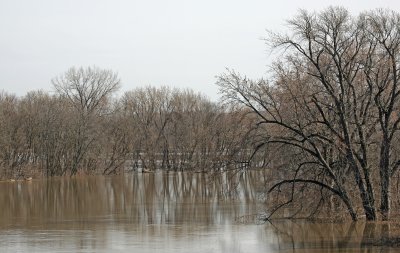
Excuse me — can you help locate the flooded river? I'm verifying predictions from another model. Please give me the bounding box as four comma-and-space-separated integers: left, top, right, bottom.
0, 171, 398, 252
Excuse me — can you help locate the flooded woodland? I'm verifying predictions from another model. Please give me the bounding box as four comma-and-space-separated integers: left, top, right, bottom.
3, 5, 400, 253
1, 171, 399, 252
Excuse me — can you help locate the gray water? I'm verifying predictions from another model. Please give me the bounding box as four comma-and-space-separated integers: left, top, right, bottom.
0, 171, 397, 252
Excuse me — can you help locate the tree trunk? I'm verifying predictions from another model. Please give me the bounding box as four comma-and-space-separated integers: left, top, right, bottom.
380, 138, 391, 221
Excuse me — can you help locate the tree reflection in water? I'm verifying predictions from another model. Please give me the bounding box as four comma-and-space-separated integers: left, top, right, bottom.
268, 220, 399, 252
0, 171, 398, 252
0, 171, 264, 227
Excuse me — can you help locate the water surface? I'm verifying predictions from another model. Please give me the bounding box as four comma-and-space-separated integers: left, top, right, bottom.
0, 171, 397, 252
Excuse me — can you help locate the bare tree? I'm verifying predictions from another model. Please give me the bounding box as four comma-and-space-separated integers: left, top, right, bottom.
218, 7, 400, 221
362, 9, 400, 220
52, 66, 120, 175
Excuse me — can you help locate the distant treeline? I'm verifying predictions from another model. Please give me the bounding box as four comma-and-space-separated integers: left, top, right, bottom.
0, 66, 267, 179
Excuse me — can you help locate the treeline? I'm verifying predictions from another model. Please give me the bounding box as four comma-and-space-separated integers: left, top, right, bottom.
0, 66, 264, 179
5, 6, 400, 222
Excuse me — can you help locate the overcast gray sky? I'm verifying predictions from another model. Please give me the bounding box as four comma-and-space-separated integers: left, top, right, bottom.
1, 0, 399, 100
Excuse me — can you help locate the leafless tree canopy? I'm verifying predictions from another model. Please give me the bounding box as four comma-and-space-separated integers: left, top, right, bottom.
52, 66, 120, 113
2, 7, 400, 222
218, 7, 400, 221
0, 66, 258, 183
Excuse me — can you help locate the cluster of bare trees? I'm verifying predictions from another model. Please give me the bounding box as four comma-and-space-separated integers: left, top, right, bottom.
218, 7, 400, 221
0, 66, 259, 180
4, 7, 399, 222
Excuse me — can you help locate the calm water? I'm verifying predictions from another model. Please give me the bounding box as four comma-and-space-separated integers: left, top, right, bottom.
0, 171, 397, 252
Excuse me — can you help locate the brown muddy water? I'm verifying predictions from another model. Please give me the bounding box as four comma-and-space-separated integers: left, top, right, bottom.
0, 171, 398, 252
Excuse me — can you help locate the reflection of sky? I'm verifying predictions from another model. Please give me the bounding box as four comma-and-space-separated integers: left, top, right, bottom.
0, 225, 273, 253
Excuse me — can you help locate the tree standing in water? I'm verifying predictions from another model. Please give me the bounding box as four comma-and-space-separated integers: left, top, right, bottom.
218, 7, 400, 221
52, 66, 120, 175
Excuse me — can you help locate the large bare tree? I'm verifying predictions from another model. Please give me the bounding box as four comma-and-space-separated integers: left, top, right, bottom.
52, 66, 120, 175
218, 7, 400, 221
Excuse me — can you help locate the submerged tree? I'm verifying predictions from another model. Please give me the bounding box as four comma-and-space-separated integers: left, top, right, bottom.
218, 7, 400, 221
52, 66, 120, 175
